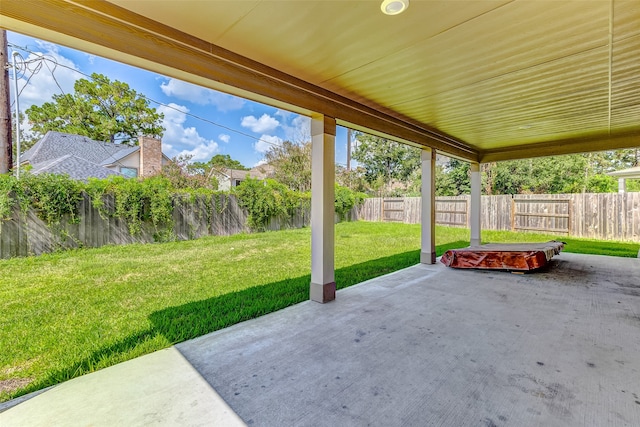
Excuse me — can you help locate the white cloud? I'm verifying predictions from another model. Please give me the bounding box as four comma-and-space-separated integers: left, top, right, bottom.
275, 109, 292, 120
219, 134, 231, 143
177, 143, 220, 163
282, 115, 311, 143
157, 103, 219, 161
160, 78, 245, 112
12, 42, 80, 110
241, 114, 280, 133
254, 134, 282, 154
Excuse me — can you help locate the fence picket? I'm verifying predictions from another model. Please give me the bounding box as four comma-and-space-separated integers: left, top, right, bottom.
358, 194, 640, 241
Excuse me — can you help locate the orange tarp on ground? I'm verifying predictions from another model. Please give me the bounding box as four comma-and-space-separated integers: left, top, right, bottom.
440, 241, 565, 271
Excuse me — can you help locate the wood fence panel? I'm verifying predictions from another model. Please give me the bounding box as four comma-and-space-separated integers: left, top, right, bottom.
210, 194, 246, 236
358, 198, 382, 222
436, 196, 468, 227
512, 195, 571, 234
382, 198, 405, 222
357, 194, 640, 242
3, 192, 640, 259
173, 195, 211, 241
404, 197, 421, 223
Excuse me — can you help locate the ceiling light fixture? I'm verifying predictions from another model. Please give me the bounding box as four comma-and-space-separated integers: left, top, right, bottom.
381, 0, 409, 15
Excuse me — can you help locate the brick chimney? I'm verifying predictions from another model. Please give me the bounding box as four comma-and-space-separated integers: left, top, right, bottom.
138, 136, 162, 177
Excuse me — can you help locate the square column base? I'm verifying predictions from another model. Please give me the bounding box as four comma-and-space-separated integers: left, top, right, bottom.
310, 282, 336, 303
471, 238, 481, 247
420, 251, 437, 265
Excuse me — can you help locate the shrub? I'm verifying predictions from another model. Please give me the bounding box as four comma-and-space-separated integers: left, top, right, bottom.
235, 178, 365, 230
234, 178, 296, 231
86, 175, 203, 239
335, 183, 366, 221
0, 173, 82, 226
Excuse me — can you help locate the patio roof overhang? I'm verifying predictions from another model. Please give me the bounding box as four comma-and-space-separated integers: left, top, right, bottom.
608, 165, 640, 179
1, 0, 638, 163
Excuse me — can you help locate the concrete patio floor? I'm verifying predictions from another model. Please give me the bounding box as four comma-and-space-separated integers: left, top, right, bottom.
2, 252, 639, 426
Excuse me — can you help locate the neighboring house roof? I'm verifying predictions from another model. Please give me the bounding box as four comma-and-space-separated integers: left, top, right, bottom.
99, 145, 140, 166
252, 163, 275, 177
210, 167, 268, 181
29, 154, 124, 180
20, 131, 169, 181
22, 131, 136, 166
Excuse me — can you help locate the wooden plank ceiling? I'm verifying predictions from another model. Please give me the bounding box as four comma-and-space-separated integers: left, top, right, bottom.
1, 0, 638, 162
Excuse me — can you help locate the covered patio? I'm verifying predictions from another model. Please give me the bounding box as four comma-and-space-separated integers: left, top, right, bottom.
2, 252, 639, 426
1, 2, 640, 425
1, 0, 639, 303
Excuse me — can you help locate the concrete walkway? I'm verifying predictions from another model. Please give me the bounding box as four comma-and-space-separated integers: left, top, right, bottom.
0, 347, 245, 426
2, 252, 639, 426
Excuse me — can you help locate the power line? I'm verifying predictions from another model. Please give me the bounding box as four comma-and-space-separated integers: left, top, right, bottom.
6, 43, 349, 167
9, 45, 290, 149
8, 46, 135, 171
7, 51, 47, 107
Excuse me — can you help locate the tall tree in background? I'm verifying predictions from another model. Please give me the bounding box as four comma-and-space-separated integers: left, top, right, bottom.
189, 154, 249, 176
26, 73, 164, 144
352, 133, 420, 195
436, 159, 470, 196
207, 154, 249, 171
439, 153, 630, 196
263, 140, 312, 192
335, 165, 370, 193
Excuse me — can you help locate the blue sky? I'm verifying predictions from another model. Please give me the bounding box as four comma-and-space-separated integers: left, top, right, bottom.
7, 31, 350, 169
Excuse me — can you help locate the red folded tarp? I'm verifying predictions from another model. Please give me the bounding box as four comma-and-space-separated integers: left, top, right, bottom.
440, 241, 565, 271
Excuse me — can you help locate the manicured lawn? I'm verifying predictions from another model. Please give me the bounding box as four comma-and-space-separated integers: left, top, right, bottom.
0, 221, 637, 401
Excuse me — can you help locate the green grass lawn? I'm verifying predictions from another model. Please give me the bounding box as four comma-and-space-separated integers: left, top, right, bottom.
1, 221, 638, 401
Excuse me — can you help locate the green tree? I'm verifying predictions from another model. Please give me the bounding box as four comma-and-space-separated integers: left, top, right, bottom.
435, 158, 470, 196
263, 140, 312, 192
26, 73, 164, 144
208, 154, 248, 171
352, 133, 420, 195
627, 179, 640, 192
191, 154, 249, 175
481, 156, 585, 195
335, 165, 371, 194
11, 112, 39, 155
159, 154, 218, 190
437, 150, 640, 196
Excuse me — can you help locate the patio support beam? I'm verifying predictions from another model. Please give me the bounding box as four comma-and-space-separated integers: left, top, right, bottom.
310, 115, 336, 303
470, 162, 482, 247
420, 148, 436, 264
618, 178, 626, 194
480, 130, 640, 163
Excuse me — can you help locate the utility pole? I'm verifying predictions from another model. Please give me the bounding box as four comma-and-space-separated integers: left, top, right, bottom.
346, 128, 352, 172
0, 30, 12, 173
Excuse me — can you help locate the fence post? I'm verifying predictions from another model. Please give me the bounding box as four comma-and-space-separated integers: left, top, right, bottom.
510, 197, 516, 232
568, 199, 573, 236
466, 198, 470, 228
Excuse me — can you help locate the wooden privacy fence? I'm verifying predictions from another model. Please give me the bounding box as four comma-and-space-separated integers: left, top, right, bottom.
357, 193, 640, 241
0, 193, 356, 259
511, 198, 571, 235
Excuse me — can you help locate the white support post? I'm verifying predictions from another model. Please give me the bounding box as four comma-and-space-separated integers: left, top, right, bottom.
470, 162, 481, 246
420, 148, 436, 264
618, 178, 626, 194
310, 115, 336, 303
